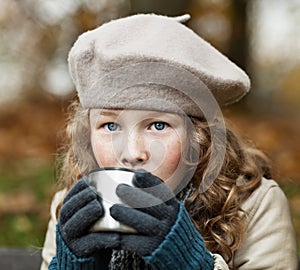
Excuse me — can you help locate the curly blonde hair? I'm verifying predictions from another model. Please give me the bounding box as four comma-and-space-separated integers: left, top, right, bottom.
56, 97, 271, 265
185, 117, 271, 263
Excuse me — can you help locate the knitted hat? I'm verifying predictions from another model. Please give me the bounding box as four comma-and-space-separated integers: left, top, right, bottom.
68, 13, 250, 117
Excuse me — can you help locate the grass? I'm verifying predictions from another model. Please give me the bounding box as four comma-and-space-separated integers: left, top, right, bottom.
281, 182, 300, 252
0, 159, 55, 197
0, 158, 57, 248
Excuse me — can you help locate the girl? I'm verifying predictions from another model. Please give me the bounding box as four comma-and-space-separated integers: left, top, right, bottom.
41, 14, 298, 269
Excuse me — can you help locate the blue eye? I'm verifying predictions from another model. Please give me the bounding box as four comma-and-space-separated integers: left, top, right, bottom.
105, 123, 120, 131
152, 122, 167, 131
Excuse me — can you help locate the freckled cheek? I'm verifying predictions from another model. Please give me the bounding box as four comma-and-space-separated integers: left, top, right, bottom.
154, 139, 183, 180
91, 135, 117, 167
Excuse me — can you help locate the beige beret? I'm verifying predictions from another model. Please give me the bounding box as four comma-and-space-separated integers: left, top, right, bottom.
68, 13, 250, 117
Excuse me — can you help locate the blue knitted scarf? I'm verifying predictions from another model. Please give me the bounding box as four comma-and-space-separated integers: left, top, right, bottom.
108, 182, 195, 270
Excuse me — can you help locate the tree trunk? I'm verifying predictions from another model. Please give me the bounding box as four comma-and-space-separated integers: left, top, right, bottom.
129, 0, 191, 16
228, 0, 249, 72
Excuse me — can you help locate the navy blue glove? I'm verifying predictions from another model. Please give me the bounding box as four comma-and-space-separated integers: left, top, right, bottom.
49, 178, 121, 270
110, 170, 214, 270
58, 178, 120, 257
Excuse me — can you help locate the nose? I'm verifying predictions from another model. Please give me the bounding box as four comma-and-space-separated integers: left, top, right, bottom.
120, 130, 149, 168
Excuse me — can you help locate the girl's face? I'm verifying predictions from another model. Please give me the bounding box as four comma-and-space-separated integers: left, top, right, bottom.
89, 109, 189, 185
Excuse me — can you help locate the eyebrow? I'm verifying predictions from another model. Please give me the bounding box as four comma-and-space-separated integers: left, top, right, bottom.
98, 110, 122, 117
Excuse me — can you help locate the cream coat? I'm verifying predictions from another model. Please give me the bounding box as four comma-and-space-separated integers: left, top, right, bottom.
40, 178, 298, 270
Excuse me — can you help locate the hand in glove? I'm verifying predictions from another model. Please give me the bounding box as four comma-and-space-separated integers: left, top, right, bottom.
110, 170, 214, 270
51, 177, 120, 269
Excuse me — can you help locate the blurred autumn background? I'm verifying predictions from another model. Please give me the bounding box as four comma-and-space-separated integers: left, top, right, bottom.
0, 0, 299, 252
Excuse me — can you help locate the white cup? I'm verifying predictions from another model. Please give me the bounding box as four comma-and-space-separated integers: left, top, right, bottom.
86, 168, 136, 233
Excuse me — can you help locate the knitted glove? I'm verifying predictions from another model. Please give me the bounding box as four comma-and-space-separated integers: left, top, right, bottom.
110, 170, 214, 270
54, 177, 121, 269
